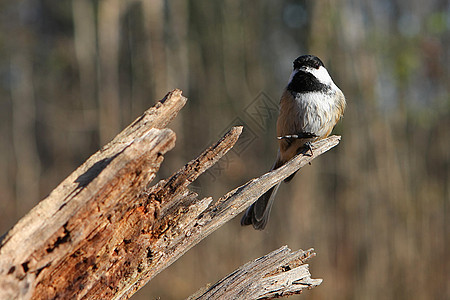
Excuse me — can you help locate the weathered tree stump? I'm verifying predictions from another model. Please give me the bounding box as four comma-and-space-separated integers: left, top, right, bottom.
0, 89, 340, 299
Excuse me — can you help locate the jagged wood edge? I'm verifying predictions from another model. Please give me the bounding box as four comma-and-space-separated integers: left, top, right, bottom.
188, 246, 323, 299
0, 89, 186, 299
119, 135, 340, 299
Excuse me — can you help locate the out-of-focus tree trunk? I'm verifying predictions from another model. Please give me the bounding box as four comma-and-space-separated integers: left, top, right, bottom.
143, 0, 168, 98
98, 0, 122, 144
73, 0, 97, 115
11, 52, 41, 218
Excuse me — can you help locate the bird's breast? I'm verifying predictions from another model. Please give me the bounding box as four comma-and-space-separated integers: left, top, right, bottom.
277, 89, 343, 139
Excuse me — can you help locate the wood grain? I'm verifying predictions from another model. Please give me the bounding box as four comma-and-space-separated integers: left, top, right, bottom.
0, 87, 340, 299
0, 90, 186, 299
188, 246, 322, 299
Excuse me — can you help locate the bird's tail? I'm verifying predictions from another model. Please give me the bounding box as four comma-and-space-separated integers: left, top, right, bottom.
240, 181, 282, 230
241, 152, 286, 230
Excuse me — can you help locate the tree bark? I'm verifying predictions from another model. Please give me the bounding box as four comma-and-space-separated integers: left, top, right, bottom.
0, 89, 340, 299
188, 246, 322, 300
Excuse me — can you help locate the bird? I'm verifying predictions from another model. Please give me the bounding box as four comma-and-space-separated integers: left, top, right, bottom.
241, 55, 346, 230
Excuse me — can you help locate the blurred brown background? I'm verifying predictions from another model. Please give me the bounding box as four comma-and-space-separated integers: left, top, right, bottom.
0, 1, 449, 299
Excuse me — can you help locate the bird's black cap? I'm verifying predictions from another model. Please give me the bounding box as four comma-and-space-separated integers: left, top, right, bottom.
293, 55, 324, 70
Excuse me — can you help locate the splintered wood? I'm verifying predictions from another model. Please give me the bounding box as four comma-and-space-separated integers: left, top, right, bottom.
0, 89, 339, 299
188, 247, 322, 300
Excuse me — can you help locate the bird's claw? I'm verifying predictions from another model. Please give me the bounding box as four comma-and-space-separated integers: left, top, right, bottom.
304, 141, 314, 156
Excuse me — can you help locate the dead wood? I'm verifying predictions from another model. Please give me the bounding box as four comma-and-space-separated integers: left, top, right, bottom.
188, 246, 322, 300
0, 89, 340, 299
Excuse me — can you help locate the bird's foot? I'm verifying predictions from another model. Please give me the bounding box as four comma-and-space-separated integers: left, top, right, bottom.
304, 141, 314, 156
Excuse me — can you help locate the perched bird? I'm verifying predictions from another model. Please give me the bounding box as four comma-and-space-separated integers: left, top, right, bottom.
241, 55, 346, 230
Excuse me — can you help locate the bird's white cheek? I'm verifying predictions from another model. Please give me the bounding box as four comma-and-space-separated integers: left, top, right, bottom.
310, 66, 334, 85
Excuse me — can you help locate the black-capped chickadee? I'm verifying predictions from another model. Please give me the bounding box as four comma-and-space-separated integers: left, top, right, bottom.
241, 55, 346, 230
